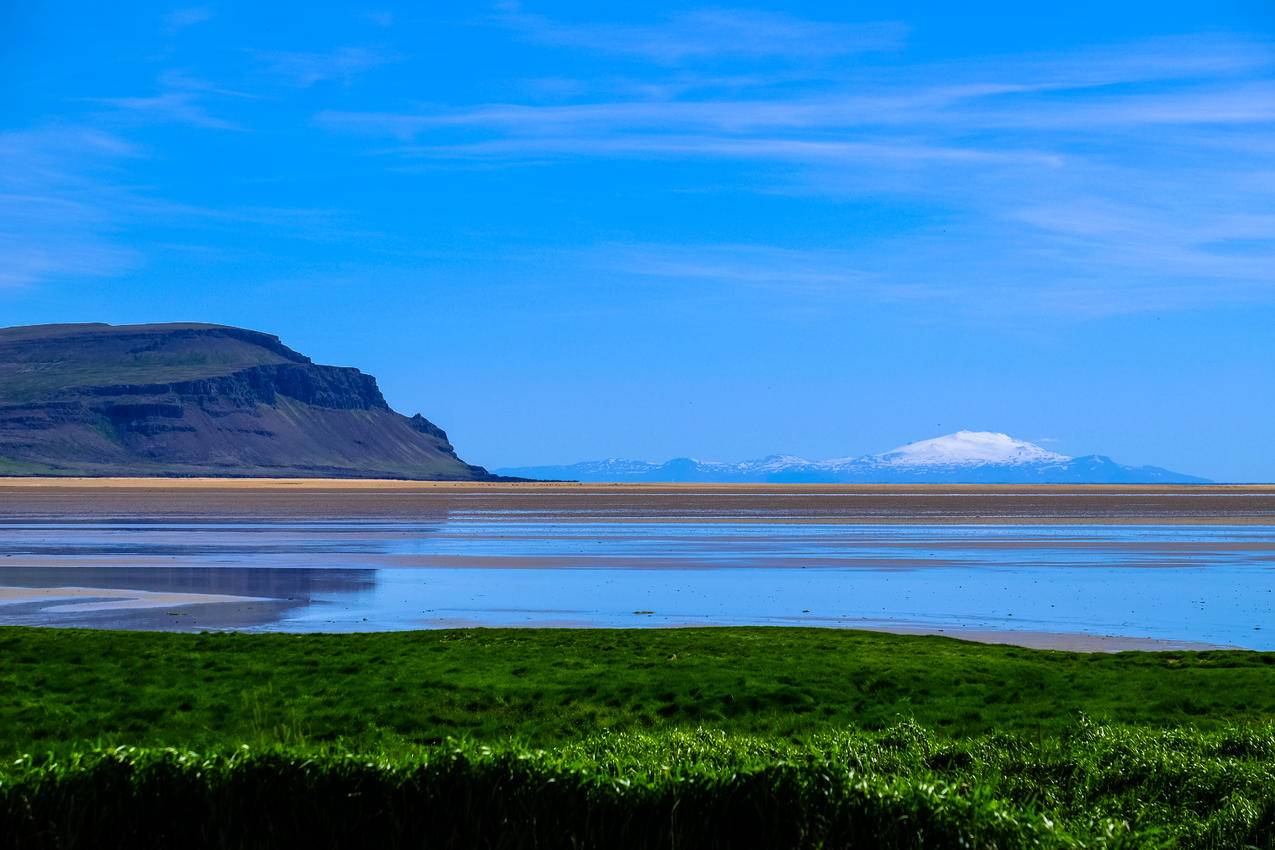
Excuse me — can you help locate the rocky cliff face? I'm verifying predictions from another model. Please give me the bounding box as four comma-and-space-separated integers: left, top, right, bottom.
0, 323, 496, 479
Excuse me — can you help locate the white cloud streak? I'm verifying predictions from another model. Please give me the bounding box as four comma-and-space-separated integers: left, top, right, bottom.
0, 123, 368, 290
91, 91, 243, 130
163, 6, 215, 34
0, 128, 143, 288
250, 46, 401, 88
494, 7, 906, 64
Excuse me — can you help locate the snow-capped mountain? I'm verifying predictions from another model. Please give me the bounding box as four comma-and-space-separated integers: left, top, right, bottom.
862, 430, 1070, 468
496, 431, 1209, 484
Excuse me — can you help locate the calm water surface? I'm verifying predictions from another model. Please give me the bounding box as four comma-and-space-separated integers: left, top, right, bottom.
0, 520, 1271, 648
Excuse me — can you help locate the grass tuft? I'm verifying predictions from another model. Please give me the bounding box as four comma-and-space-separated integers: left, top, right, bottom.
2, 722, 1272, 849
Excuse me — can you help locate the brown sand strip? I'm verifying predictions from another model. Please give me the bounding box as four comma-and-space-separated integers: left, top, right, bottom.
1, 481, 1274, 524
866, 624, 1227, 652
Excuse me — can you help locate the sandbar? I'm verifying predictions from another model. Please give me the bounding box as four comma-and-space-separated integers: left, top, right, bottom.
0, 585, 270, 612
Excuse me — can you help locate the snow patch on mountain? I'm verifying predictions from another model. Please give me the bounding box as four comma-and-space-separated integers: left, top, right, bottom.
865, 431, 1071, 468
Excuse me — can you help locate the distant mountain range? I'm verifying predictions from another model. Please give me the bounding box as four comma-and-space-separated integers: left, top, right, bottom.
497, 431, 1209, 484
0, 322, 499, 480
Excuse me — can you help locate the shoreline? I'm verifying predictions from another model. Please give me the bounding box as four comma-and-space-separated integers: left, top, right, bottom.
2, 480, 1274, 525
862, 623, 1229, 652
0, 578, 1241, 653
2, 477, 1274, 490
408, 618, 1231, 653
0, 606, 1234, 652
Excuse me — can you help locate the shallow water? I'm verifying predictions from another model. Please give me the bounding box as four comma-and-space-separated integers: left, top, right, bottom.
0, 519, 1271, 649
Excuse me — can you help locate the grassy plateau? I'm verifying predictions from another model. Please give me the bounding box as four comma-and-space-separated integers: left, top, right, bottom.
2, 627, 1273, 848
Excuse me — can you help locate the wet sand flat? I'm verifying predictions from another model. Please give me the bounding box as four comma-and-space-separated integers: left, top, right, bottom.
0, 585, 268, 612
2, 480, 1275, 524
0, 481, 1271, 650
816, 623, 1225, 652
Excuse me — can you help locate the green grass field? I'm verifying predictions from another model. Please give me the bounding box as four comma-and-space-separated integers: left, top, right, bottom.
2, 627, 1273, 848
3, 627, 1273, 749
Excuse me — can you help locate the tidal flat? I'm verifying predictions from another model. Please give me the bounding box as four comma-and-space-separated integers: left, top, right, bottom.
0, 482, 1270, 643
0, 481, 1271, 648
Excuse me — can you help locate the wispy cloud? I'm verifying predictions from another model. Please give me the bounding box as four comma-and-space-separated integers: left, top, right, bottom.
596, 243, 891, 297
92, 91, 243, 130
163, 6, 215, 34
591, 224, 1275, 319
495, 7, 905, 64
958, 82, 1275, 129
89, 67, 262, 130
314, 25, 1275, 317
317, 71, 1274, 144
155, 68, 264, 100
0, 121, 366, 291
0, 128, 143, 288
251, 46, 401, 87
360, 10, 394, 28
0, 240, 139, 290
369, 134, 1064, 171
89, 41, 395, 131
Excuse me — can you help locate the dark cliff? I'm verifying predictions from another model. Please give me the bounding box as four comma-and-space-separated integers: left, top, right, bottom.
0, 323, 497, 480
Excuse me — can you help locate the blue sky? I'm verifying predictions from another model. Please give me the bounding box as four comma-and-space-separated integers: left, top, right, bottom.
3, 2, 1274, 479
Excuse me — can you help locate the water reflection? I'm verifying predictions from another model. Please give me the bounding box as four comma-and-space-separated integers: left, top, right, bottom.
0, 566, 374, 630
0, 520, 1270, 648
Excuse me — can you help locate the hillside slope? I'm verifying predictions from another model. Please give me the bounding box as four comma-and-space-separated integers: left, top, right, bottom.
0, 323, 495, 479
